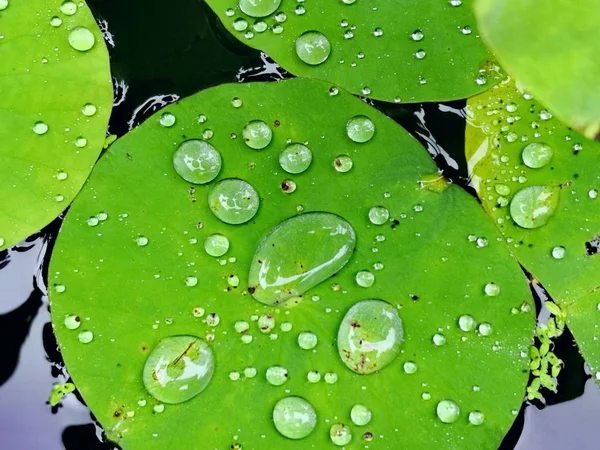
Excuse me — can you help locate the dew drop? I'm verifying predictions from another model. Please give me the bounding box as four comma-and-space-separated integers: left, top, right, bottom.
173, 139, 222, 184
208, 178, 260, 225
433, 333, 446, 346
0, 0, 8, 10
368, 206, 389, 225
522, 143, 553, 169
50, 16, 63, 27
510, 185, 560, 229
373, 27, 384, 37
33, 121, 49, 135
334, 155, 353, 173
458, 314, 476, 332
242, 120, 272, 149
279, 143, 312, 174
136, 236, 149, 247
410, 30, 424, 41
484, 282, 500, 296
81, 103, 97, 117
185, 276, 198, 287
68, 27, 96, 52
469, 411, 485, 425
298, 331, 318, 350
204, 234, 229, 257
159, 112, 176, 127
337, 300, 404, 374
295, 31, 331, 66
330, 423, 352, 446
64, 314, 81, 330
142, 335, 214, 404
589, 189, 598, 199
403, 361, 417, 374
478, 322, 493, 336
437, 400, 460, 423
350, 404, 372, 426
355, 270, 375, 287
258, 313, 276, 333
551, 246, 566, 259
238, 0, 281, 18
307, 371, 321, 383
324, 372, 338, 384
281, 179, 296, 193
59, 1, 77, 15
75, 137, 87, 148
272, 396, 317, 439
346, 115, 375, 143
78, 330, 93, 344
233, 18, 248, 31
266, 366, 288, 386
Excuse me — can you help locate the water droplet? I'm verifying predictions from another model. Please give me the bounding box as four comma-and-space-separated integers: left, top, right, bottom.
253, 21, 268, 32
333, 155, 353, 173
449, 0, 462, 6
415, 49, 426, 59
294, 5, 305, 15
75, 137, 87, 148
468, 411, 485, 425
0, 0, 8, 10
142, 335, 214, 403
266, 366, 288, 386
59, 1, 77, 15
206, 313, 220, 326
192, 307, 205, 317
68, 27, 96, 52
272, 24, 284, 34
272, 396, 317, 439
589, 189, 598, 199
173, 139, 222, 184
495, 184, 511, 196
234, 320, 250, 333
458, 314, 476, 332
229, 371, 241, 381
330, 423, 352, 446
461, 26, 472, 35
522, 143, 553, 169
477, 237, 488, 248
81, 103, 97, 116
231, 97, 243, 108
225, 8, 235, 16
238, 0, 281, 17
478, 322, 493, 336
403, 361, 417, 374
50, 16, 63, 27
244, 367, 257, 378
275, 11, 287, 22
248, 213, 355, 305
185, 276, 198, 287
153, 404, 165, 413
337, 299, 404, 374
233, 18, 248, 31
56, 171, 68, 181
33, 121, 49, 135
350, 404, 372, 426
159, 112, 176, 127
433, 333, 446, 346
510, 185, 560, 229
281, 179, 297, 193
208, 178, 260, 225
552, 246, 566, 259
410, 30, 424, 41
295, 31, 331, 66
346, 115, 375, 143
484, 282, 500, 296
136, 236, 149, 247
307, 371, 321, 383
540, 110, 553, 120
78, 330, 93, 344
64, 314, 81, 330
355, 270, 375, 288
55, 284, 66, 293
280, 143, 312, 174
298, 331, 318, 350
368, 206, 389, 225
324, 372, 338, 384
437, 400, 460, 423
87, 217, 99, 227
258, 313, 276, 333
204, 234, 229, 257
242, 120, 272, 149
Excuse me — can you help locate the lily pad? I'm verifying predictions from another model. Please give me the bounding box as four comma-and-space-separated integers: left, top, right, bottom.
474, 0, 600, 140
0, 0, 112, 250
465, 79, 600, 381
50, 79, 533, 449
205, 0, 500, 103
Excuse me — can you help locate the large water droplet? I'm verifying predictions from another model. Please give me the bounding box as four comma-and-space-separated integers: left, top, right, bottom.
346, 115, 375, 143
239, 0, 281, 18
67, 27, 96, 52
142, 335, 214, 404
337, 299, 404, 374
436, 400, 460, 423
522, 143, 553, 169
248, 213, 355, 305
510, 185, 560, 229
208, 178, 260, 225
242, 120, 272, 149
279, 143, 312, 174
295, 31, 331, 66
173, 140, 222, 184
272, 396, 317, 439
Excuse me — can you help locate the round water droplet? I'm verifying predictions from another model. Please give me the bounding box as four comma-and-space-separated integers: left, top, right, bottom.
253, 21, 267, 32
64, 314, 81, 330
258, 313, 276, 333
68, 27, 96, 52
87, 217, 99, 227
78, 330, 93, 343
433, 333, 446, 346
281, 179, 296, 193
50, 16, 63, 27
478, 322, 493, 336
350, 404, 372, 426
510, 185, 560, 229
33, 121, 49, 135
272, 396, 317, 439
0, 0, 8, 10
185, 276, 198, 287
204, 234, 229, 257
458, 314, 476, 332
552, 246, 566, 259
208, 178, 260, 225
266, 366, 288, 386
368, 206, 389, 225
136, 236, 149, 247
589, 189, 598, 199
484, 282, 500, 296
355, 270, 375, 287
403, 361, 417, 374
233, 18, 248, 31
522, 143, 553, 168
82, 103, 97, 117
142, 335, 214, 404
59, 1, 77, 15
307, 370, 321, 383
334, 155, 353, 173
159, 112, 176, 127
173, 139, 222, 184
495, 184, 511, 196
437, 400, 460, 423
373, 27, 384, 37
469, 411, 485, 426
234, 320, 250, 333
279, 143, 312, 174
75, 137, 87, 148
330, 423, 352, 446
298, 331, 318, 350
248, 213, 355, 305
295, 31, 331, 66
346, 115, 375, 143
239, 0, 281, 18
337, 299, 404, 374
242, 120, 272, 149
411, 29, 424, 41
324, 372, 338, 384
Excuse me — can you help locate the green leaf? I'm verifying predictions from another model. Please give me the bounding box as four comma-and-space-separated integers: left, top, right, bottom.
50, 79, 533, 449
0, 0, 112, 249
466, 79, 600, 385
474, 0, 600, 140
205, 0, 499, 103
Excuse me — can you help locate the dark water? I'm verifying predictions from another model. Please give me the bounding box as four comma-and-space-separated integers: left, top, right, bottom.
1, 1, 599, 448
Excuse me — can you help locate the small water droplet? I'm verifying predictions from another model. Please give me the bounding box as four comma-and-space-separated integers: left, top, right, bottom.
333, 155, 353, 173
368, 206, 389, 225
136, 236, 149, 247
551, 246, 566, 259
274, 11, 287, 22
510, 185, 560, 229
350, 404, 372, 426
225, 8, 235, 16
458, 315, 476, 332
64, 314, 81, 330
346, 115, 375, 143
56, 171, 68, 181
242, 120, 272, 149
273, 396, 317, 439
484, 282, 500, 296
208, 178, 260, 225
355, 270, 375, 287
159, 112, 176, 127
68, 27, 96, 52
33, 121, 49, 135
59, 1, 77, 15
589, 189, 598, 199
173, 139, 222, 184
78, 330, 93, 344
477, 237, 488, 248
298, 331, 318, 350
50, 16, 63, 27
433, 333, 446, 346
307, 371, 321, 383
461, 26, 472, 35
410, 30, 424, 41
281, 179, 297, 194
295, 31, 331, 66
142, 335, 214, 403
522, 143, 553, 169
414, 49, 426, 59
204, 234, 229, 257
185, 276, 198, 287
324, 372, 338, 384
87, 217, 99, 227
468, 411, 485, 425
266, 366, 288, 386
539, 110, 553, 120
233, 18, 248, 31
330, 423, 352, 446
238, 0, 281, 18
0, 0, 8, 10
206, 313, 220, 326
436, 400, 460, 423
373, 27, 384, 37
253, 21, 268, 32
478, 322, 493, 336
279, 143, 312, 174
403, 361, 417, 374
258, 313, 276, 333
74, 137, 87, 148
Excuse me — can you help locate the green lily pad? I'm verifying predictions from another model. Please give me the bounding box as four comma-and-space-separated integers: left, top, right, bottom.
474, 0, 600, 140
465, 79, 600, 382
0, 0, 112, 249
50, 79, 533, 449
205, 0, 500, 103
